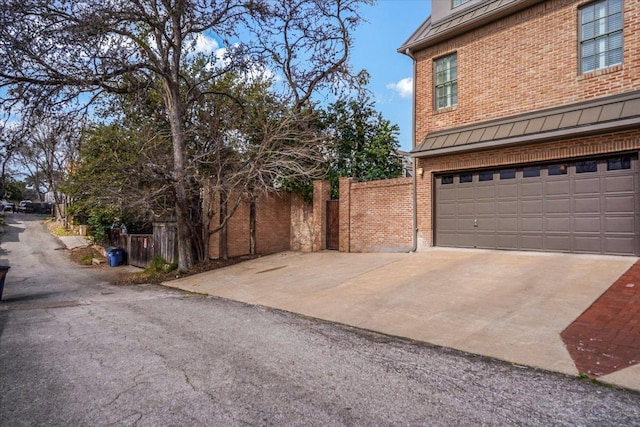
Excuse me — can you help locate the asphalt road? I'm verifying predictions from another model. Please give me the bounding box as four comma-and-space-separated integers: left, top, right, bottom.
1, 215, 639, 426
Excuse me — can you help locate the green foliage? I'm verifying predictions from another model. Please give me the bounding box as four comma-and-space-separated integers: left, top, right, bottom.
145, 256, 178, 274
322, 71, 403, 198
79, 254, 94, 265
86, 206, 118, 244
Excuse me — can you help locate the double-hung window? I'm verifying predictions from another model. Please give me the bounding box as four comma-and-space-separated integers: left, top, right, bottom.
453, 0, 471, 7
434, 53, 457, 110
579, 0, 623, 74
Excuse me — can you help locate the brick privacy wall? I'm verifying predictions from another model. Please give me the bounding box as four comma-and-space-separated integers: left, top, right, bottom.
339, 177, 355, 252
312, 180, 331, 251
208, 191, 294, 258
255, 192, 291, 254
291, 193, 314, 252
341, 177, 414, 252
414, 0, 640, 139
415, 130, 640, 247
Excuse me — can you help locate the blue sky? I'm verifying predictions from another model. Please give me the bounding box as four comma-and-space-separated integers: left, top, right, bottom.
351, 0, 431, 151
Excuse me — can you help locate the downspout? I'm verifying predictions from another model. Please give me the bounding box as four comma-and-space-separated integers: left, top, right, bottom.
405, 47, 419, 252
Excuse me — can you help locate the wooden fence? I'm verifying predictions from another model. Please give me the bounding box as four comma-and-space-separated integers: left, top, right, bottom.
108, 222, 178, 268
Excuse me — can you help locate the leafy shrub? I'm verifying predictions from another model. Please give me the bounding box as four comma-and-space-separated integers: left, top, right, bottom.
145, 256, 178, 274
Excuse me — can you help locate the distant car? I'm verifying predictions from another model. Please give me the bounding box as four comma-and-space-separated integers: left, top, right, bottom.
3, 202, 15, 212
17, 201, 32, 213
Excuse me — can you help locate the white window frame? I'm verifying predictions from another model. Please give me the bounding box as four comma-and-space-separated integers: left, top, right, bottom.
434, 53, 458, 110
579, 0, 623, 74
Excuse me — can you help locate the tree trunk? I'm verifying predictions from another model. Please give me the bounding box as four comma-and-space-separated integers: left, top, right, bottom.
165, 83, 194, 271
249, 196, 256, 255
219, 192, 228, 260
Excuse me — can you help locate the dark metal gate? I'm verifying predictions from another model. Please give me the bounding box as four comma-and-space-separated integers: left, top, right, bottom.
326, 200, 339, 250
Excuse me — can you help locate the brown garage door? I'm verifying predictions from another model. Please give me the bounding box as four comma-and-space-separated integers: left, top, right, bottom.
435, 154, 639, 255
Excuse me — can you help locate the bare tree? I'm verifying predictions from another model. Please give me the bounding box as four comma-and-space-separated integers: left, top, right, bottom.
0, 121, 24, 200
0, 0, 372, 269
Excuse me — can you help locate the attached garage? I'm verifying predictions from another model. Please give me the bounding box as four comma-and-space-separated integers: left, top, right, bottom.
435, 154, 639, 255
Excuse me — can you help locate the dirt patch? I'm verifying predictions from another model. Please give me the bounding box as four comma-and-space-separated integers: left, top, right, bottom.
114, 255, 260, 286
69, 246, 108, 267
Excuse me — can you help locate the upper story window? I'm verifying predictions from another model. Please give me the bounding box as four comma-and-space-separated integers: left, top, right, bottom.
453, 0, 471, 7
434, 53, 457, 110
579, 0, 623, 74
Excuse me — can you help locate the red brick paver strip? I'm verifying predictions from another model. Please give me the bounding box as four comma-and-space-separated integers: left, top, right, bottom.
561, 260, 640, 378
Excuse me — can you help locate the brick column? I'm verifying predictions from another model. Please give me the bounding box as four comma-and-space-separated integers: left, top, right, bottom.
312, 180, 331, 251
339, 177, 356, 252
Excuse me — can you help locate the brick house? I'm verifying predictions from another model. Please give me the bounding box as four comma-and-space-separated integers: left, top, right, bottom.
399, 0, 640, 255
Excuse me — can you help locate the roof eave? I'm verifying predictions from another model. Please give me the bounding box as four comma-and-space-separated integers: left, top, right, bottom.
410, 118, 640, 159
398, 0, 544, 54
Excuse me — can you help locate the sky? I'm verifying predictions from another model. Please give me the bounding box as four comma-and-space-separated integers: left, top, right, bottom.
1, 0, 432, 153
350, 0, 432, 151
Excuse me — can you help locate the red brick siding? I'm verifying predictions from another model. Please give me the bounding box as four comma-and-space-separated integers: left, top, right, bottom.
341, 177, 413, 252
255, 192, 291, 255
414, 0, 640, 140
313, 180, 331, 251
415, 130, 640, 247
208, 191, 294, 258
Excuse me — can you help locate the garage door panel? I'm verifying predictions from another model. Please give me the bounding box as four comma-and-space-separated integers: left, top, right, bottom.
437, 202, 457, 216
574, 177, 601, 194
437, 232, 459, 246
546, 198, 570, 213
457, 187, 475, 199
574, 197, 600, 213
606, 195, 635, 213
521, 181, 542, 197
546, 180, 571, 196
477, 217, 495, 231
498, 217, 518, 232
574, 216, 601, 233
605, 216, 636, 233
498, 200, 518, 214
457, 202, 475, 215
547, 217, 571, 232
456, 233, 475, 247
521, 199, 542, 214
521, 217, 543, 232
521, 234, 543, 250
476, 201, 496, 214
605, 175, 634, 193
476, 233, 497, 248
476, 186, 496, 199
605, 236, 636, 255
498, 183, 518, 197
497, 234, 519, 249
438, 188, 457, 200
434, 155, 638, 256
574, 236, 602, 252
545, 235, 571, 251
457, 218, 476, 231
437, 218, 457, 232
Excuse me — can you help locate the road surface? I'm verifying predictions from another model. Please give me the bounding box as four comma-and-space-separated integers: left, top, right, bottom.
1, 215, 639, 425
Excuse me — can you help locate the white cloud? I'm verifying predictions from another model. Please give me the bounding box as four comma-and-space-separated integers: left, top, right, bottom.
194, 33, 220, 55
386, 77, 413, 98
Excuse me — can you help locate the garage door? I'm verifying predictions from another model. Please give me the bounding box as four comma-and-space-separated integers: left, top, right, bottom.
435, 154, 639, 255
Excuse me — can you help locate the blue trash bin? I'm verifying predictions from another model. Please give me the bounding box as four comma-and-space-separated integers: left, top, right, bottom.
107, 247, 124, 267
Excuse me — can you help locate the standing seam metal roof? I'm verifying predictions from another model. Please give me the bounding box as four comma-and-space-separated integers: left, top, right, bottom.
411, 91, 640, 158
398, 0, 543, 53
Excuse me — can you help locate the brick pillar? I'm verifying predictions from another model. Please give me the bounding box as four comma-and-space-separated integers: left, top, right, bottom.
339, 177, 355, 252
312, 180, 331, 251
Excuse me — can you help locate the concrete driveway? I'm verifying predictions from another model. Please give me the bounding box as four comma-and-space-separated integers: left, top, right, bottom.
164, 249, 640, 390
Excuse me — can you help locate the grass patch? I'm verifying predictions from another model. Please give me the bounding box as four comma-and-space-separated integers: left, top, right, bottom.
80, 254, 94, 265
49, 225, 74, 237
145, 256, 178, 274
